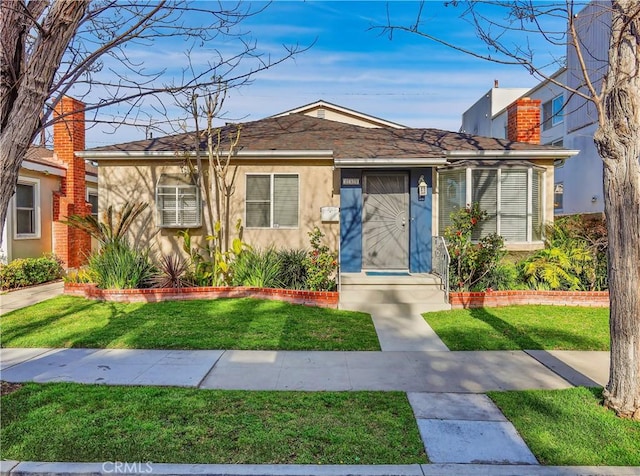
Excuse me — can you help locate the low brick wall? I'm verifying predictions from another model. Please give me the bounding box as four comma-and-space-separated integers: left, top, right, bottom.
64, 282, 339, 308
449, 290, 610, 309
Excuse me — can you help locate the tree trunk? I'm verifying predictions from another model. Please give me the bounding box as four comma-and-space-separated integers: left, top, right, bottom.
0, 0, 88, 244
594, 0, 640, 419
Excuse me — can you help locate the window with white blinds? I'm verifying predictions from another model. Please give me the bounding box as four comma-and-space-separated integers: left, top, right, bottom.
471, 170, 498, 240
438, 169, 466, 234
438, 166, 544, 243
156, 174, 201, 228
500, 170, 527, 242
246, 174, 299, 228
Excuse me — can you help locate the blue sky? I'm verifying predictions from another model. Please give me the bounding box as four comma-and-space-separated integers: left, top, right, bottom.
85, 1, 569, 148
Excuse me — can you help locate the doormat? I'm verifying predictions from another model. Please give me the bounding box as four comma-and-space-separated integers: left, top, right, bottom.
365, 271, 410, 276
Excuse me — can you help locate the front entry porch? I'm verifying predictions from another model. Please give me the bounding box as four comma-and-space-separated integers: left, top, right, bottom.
339, 168, 435, 274
339, 272, 450, 314
339, 272, 450, 351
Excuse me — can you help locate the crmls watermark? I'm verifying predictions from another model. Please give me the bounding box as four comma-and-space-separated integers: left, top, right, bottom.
102, 462, 153, 474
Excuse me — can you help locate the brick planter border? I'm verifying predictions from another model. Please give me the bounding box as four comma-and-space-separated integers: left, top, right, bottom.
449, 290, 610, 309
64, 282, 339, 308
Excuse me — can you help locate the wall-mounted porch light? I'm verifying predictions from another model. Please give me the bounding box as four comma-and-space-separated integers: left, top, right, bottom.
417, 175, 427, 201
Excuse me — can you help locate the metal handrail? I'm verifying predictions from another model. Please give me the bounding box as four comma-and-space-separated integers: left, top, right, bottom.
432, 236, 450, 301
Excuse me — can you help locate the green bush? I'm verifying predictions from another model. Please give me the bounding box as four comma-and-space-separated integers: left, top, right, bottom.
276, 248, 308, 290
475, 261, 520, 291
0, 254, 63, 290
304, 227, 338, 291
232, 247, 283, 289
444, 203, 506, 291
87, 242, 156, 289
544, 216, 608, 290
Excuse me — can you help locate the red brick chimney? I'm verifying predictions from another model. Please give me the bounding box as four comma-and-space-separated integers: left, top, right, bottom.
52, 96, 91, 269
506, 97, 541, 144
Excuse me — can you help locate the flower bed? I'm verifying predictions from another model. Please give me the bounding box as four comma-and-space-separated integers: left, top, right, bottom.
450, 290, 610, 309
64, 282, 339, 308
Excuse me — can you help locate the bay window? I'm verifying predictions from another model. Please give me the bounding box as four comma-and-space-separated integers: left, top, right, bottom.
438, 163, 544, 243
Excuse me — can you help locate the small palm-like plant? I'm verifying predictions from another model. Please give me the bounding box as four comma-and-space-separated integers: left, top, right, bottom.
62, 202, 148, 247
521, 247, 587, 290
152, 254, 192, 289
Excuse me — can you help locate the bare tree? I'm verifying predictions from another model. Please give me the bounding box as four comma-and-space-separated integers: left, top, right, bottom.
186, 82, 241, 253
0, 0, 304, 245
382, 0, 639, 419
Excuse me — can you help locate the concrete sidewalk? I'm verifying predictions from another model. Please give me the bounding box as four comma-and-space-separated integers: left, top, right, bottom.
1, 348, 599, 391
0, 281, 64, 315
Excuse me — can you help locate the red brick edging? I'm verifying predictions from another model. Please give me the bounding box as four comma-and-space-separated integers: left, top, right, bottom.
63, 282, 339, 308
449, 290, 610, 309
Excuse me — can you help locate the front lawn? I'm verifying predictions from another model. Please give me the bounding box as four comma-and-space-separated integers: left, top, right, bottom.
0, 383, 426, 464
423, 305, 609, 351
0, 296, 379, 351
489, 387, 640, 466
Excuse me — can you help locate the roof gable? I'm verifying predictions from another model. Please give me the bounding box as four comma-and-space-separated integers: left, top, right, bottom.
272, 100, 407, 129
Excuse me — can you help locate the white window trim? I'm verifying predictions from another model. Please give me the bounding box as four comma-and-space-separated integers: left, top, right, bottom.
155, 175, 202, 228
13, 176, 41, 240
245, 173, 299, 229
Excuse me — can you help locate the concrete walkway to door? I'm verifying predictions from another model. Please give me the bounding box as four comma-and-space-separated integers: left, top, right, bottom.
339, 273, 450, 351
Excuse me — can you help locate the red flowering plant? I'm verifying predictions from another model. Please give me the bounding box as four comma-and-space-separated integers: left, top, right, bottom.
304, 226, 338, 291
443, 203, 505, 291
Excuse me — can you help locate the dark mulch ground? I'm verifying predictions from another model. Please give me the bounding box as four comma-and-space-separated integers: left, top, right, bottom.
1, 381, 23, 396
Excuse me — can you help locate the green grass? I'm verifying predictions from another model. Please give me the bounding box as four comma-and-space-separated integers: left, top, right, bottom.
489, 387, 640, 466
0, 383, 426, 464
0, 296, 379, 351
423, 305, 609, 351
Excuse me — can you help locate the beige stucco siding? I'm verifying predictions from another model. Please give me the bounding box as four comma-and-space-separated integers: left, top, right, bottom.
98, 159, 339, 257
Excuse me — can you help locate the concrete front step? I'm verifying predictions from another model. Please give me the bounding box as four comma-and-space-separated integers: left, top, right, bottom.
339, 302, 451, 314
340, 273, 441, 286
340, 288, 447, 304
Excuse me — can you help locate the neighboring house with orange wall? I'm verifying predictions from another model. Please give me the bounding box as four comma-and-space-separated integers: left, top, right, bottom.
0, 97, 96, 268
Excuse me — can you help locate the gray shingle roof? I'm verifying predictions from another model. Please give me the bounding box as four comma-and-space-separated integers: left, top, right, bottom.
89, 114, 562, 158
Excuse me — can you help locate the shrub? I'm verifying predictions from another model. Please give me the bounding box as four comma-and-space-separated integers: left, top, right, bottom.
0, 254, 63, 290
544, 215, 608, 290
63, 268, 95, 284
179, 220, 249, 286
444, 203, 506, 291
276, 248, 308, 290
304, 227, 338, 291
520, 247, 590, 290
87, 242, 156, 289
151, 254, 192, 289
232, 247, 283, 288
476, 261, 520, 291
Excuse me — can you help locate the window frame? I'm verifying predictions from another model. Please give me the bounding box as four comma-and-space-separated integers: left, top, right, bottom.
13, 176, 41, 240
543, 95, 564, 130
554, 182, 564, 211
245, 173, 300, 229
438, 164, 545, 244
86, 187, 99, 220
155, 174, 202, 228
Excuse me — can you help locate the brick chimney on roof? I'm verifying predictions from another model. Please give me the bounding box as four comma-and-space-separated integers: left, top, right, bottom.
52, 96, 91, 269
506, 97, 541, 144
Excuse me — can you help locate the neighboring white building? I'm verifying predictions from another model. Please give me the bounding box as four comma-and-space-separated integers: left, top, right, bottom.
460, 82, 530, 138
460, 1, 611, 216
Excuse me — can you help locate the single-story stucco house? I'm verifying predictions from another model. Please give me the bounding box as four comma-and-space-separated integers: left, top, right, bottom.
77, 99, 577, 281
